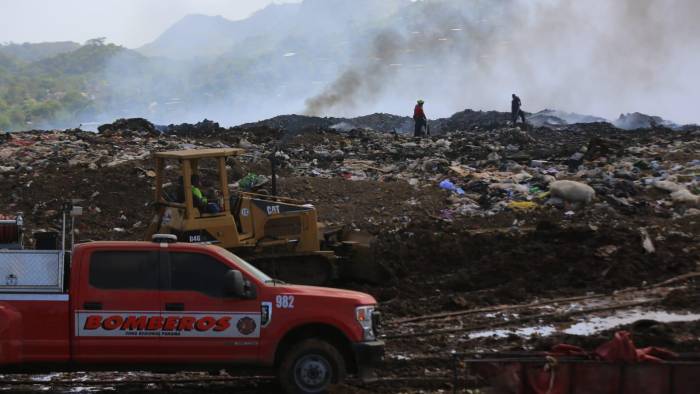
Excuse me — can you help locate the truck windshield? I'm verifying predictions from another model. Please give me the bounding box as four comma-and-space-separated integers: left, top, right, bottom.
216, 249, 273, 283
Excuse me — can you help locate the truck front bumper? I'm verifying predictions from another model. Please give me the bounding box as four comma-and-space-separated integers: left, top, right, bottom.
352, 340, 384, 380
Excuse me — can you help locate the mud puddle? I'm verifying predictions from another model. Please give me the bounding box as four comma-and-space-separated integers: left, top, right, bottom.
468, 308, 700, 339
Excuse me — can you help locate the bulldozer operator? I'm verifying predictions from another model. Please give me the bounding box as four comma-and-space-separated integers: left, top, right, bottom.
192, 174, 221, 214
177, 175, 221, 214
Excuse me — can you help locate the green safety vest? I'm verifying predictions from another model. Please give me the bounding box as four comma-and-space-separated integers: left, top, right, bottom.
191, 186, 207, 204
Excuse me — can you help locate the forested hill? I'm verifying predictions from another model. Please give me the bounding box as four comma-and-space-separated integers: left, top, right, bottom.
0, 0, 415, 131
0, 40, 138, 130
0, 42, 81, 63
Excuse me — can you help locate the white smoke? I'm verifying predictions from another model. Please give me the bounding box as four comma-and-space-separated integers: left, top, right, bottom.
92, 0, 700, 126
306, 0, 700, 124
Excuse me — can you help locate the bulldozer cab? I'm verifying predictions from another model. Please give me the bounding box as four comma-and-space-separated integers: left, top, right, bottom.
153, 148, 239, 220
147, 148, 391, 285
151, 148, 248, 245
148, 148, 322, 255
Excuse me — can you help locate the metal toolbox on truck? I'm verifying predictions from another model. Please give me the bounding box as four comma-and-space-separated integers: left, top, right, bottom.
0, 250, 64, 293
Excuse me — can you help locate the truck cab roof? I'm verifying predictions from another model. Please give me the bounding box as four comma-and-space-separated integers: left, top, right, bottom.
73, 240, 217, 252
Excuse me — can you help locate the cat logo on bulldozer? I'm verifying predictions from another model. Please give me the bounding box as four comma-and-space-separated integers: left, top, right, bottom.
266, 205, 281, 215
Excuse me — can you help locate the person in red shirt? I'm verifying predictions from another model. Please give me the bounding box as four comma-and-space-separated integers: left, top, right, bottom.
413, 100, 428, 137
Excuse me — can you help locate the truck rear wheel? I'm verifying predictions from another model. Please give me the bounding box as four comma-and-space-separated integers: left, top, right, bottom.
278, 339, 346, 394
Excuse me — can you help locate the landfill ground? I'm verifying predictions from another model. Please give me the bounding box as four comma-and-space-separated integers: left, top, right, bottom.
1, 112, 699, 392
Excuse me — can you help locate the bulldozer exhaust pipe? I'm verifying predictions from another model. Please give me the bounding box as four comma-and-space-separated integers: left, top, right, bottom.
270, 149, 278, 196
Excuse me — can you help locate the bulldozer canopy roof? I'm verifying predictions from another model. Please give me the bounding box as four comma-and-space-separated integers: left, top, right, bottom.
154, 148, 245, 160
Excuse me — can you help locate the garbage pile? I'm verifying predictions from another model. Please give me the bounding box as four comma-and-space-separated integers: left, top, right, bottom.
1, 114, 698, 301
0, 129, 180, 171
433, 108, 513, 132
0, 129, 221, 240
242, 125, 700, 224
165, 119, 228, 137
97, 117, 159, 136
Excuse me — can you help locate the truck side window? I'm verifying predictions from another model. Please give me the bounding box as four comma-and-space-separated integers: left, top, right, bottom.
89, 251, 159, 290
169, 252, 229, 297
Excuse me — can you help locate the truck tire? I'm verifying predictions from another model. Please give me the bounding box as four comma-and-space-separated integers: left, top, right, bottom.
278, 339, 347, 394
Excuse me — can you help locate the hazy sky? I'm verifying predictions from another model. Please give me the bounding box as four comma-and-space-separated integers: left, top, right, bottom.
0, 0, 300, 48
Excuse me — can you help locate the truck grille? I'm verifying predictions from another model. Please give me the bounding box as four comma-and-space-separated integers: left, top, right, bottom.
371, 310, 381, 337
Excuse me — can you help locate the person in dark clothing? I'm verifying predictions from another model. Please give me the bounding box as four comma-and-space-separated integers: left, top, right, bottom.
511, 94, 526, 124
414, 100, 428, 137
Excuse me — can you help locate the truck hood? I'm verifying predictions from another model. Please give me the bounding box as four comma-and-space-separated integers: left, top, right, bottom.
272, 284, 377, 305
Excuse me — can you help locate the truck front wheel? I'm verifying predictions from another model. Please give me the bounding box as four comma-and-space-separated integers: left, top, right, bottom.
278, 339, 347, 393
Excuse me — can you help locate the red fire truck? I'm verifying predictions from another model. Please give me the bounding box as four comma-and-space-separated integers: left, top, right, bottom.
0, 234, 383, 393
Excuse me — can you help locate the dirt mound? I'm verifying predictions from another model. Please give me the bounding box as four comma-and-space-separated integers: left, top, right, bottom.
166, 119, 226, 137
237, 114, 340, 133
347, 113, 413, 133
0, 164, 153, 243
371, 220, 697, 308
278, 177, 445, 232
662, 285, 700, 312
98, 118, 157, 136
434, 109, 512, 132
236, 113, 415, 135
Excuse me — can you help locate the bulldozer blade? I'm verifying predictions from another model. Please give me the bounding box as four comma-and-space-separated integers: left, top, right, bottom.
337, 240, 394, 285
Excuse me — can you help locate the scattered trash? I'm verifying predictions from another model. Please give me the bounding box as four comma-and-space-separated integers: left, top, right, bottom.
654, 180, 685, 193
238, 173, 269, 191
550, 180, 595, 204
639, 228, 656, 254
439, 179, 465, 195
508, 201, 538, 211
671, 189, 699, 205
595, 245, 620, 258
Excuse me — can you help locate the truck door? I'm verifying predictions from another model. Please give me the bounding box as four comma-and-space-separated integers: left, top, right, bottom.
159, 249, 261, 362
74, 249, 162, 363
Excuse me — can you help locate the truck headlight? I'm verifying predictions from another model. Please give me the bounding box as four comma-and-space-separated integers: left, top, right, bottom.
355, 306, 376, 341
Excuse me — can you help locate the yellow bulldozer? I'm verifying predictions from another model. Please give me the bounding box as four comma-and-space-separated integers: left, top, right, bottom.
146, 148, 389, 285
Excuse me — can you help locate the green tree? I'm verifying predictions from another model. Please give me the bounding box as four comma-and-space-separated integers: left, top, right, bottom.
85, 37, 106, 46
8, 107, 25, 128
0, 113, 11, 131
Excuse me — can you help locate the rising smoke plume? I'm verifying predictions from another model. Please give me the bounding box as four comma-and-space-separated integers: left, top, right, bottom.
304, 0, 700, 124
304, 30, 407, 115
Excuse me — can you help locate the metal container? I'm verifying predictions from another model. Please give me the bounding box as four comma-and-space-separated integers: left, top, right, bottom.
0, 250, 64, 293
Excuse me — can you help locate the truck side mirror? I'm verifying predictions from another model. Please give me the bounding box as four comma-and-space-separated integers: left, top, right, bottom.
224, 269, 245, 298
